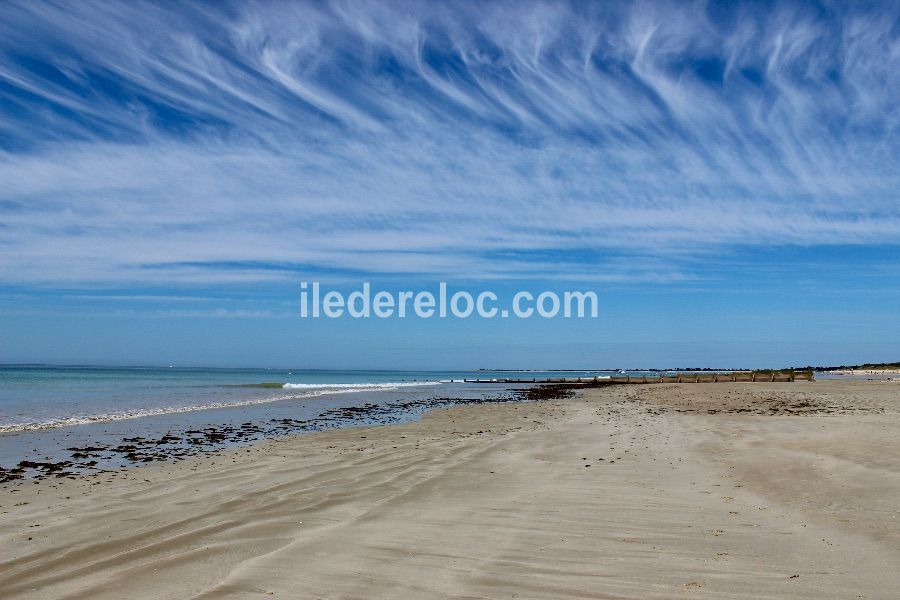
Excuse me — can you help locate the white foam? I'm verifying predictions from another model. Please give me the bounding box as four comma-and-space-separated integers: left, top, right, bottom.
281, 381, 442, 389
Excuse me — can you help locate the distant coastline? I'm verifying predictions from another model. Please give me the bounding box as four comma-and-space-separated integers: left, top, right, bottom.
479, 361, 900, 373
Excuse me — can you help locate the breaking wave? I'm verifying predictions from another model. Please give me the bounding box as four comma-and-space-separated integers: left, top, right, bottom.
281, 381, 442, 389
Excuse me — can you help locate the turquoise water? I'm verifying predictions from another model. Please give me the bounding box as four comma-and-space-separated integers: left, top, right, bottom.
0, 365, 622, 432
0, 366, 448, 432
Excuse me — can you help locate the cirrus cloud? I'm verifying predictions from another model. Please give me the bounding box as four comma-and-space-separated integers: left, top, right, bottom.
1, 0, 898, 288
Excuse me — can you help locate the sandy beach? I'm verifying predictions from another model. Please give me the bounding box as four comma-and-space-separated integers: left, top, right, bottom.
2, 380, 899, 599
827, 369, 900, 378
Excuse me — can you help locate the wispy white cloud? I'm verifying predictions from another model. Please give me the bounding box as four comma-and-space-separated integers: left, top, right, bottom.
1, 0, 898, 287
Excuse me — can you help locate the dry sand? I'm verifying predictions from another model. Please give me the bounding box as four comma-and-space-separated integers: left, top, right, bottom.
2, 380, 899, 599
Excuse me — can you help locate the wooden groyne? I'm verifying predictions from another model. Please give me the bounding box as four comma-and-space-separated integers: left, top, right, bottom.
464, 370, 815, 385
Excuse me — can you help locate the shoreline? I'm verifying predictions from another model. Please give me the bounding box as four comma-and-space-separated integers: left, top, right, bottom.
2, 380, 899, 598
0, 384, 575, 483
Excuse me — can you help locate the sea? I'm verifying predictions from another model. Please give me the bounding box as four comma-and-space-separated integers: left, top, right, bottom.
0, 365, 624, 476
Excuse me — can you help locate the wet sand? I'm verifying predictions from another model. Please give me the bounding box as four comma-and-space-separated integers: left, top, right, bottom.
2, 380, 899, 599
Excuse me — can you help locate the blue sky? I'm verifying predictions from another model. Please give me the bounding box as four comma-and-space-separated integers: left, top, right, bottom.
1, 0, 898, 369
